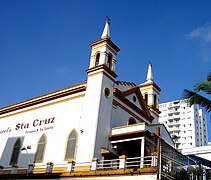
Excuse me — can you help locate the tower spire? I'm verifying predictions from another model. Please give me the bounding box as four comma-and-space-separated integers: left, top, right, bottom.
146, 63, 153, 82
101, 19, 111, 39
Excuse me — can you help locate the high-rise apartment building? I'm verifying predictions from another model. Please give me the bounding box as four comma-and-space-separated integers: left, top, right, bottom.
159, 99, 208, 150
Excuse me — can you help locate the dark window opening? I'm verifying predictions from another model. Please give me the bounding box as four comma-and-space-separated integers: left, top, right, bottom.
154, 94, 157, 107
144, 94, 148, 105
10, 138, 21, 165
107, 53, 112, 69
128, 118, 136, 125
95, 53, 100, 66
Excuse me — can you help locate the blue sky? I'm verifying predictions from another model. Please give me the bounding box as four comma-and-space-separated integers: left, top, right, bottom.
0, 1, 211, 136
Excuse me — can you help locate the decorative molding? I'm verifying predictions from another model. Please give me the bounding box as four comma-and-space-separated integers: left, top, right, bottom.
89, 38, 120, 53
0, 83, 86, 115
113, 88, 154, 122
86, 64, 117, 78
139, 82, 161, 92
113, 100, 150, 125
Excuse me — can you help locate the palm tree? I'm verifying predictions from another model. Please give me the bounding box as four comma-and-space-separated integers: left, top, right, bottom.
183, 73, 211, 112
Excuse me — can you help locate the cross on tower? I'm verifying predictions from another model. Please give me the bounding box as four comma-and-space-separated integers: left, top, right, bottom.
106, 16, 110, 23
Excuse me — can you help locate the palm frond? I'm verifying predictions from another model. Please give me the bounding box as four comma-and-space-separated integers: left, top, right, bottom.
194, 81, 211, 94
183, 89, 193, 99
207, 72, 211, 81
183, 89, 211, 112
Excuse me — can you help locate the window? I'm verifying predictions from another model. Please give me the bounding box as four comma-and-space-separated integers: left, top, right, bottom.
133, 96, 137, 102
144, 93, 148, 105
104, 87, 111, 98
154, 94, 157, 107
34, 134, 47, 163
65, 129, 78, 160
10, 138, 21, 165
107, 53, 112, 69
95, 53, 100, 66
128, 118, 136, 125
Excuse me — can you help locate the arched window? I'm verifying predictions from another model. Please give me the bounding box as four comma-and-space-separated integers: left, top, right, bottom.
154, 94, 157, 107
10, 138, 21, 165
65, 129, 78, 160
107, 53, 112, 69
144, 93, 148, 105
95, 53, 100, 66
34, 134, 47, 163
128, 118, 136, 125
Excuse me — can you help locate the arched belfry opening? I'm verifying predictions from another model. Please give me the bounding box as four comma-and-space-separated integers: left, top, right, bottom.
107, 53, 112, 69
144, 93, 148, 105
154, 94, 157, 107
95, 53, 100, 66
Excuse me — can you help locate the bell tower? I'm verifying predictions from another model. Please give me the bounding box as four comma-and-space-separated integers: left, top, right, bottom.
76, 21, 120, 163
87, 20, 120, 76
139, 63, 161, 123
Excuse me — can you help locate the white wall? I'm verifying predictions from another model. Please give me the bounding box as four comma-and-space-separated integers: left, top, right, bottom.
0, 94, 85, 167
182, 145, 211, 161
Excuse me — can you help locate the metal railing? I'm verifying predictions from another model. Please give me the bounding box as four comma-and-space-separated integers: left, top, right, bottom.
160, 138, 196, 180
95, 156, 157, 170
97, 159, 119, 170
0, 156, 158, 175
126, 156, 157, 168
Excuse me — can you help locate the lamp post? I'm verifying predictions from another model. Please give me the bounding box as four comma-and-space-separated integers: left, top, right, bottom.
172, 135, 178, 149
21, 145, 33, 175
21, 145, 31, 163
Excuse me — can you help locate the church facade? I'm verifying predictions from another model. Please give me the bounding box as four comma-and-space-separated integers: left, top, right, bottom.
0, 21, 177, 179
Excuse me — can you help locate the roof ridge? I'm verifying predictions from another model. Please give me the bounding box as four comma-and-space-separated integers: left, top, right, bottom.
116, 81, 136, 86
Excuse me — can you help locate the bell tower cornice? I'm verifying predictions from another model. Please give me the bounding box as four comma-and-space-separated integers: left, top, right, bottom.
86, 64, 118, 80
89, 38, 120, 53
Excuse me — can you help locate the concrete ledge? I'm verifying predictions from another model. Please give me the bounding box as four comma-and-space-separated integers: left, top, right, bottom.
61, 167, 158, 177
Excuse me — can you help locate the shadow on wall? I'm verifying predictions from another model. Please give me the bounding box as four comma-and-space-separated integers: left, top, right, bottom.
0, 136, 35, 167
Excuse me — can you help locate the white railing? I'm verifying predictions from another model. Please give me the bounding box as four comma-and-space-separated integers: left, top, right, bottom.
97, 159, 120, 170
95, 156, 157, 170
0, 156, 158, 175
126, 156, 157, 168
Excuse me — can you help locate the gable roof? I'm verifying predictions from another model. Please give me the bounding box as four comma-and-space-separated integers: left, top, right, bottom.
113, 87, 154, 124
122, 86, 151, 115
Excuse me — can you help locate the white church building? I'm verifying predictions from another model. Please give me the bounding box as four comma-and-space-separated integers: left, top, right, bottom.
0, 21, 194, 180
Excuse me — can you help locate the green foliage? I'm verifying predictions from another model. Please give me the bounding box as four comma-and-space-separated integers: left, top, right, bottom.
167, 169, 189, 180
183, 72, 211, 112
175, 168, 189, 180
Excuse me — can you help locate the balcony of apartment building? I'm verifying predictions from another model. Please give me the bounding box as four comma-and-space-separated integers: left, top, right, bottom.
168, 113, 180, 120
168, 119, 180, 127
168, 101, 180, 109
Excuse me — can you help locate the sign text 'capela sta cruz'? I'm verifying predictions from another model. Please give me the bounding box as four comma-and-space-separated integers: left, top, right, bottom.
0, 117, 55, 134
